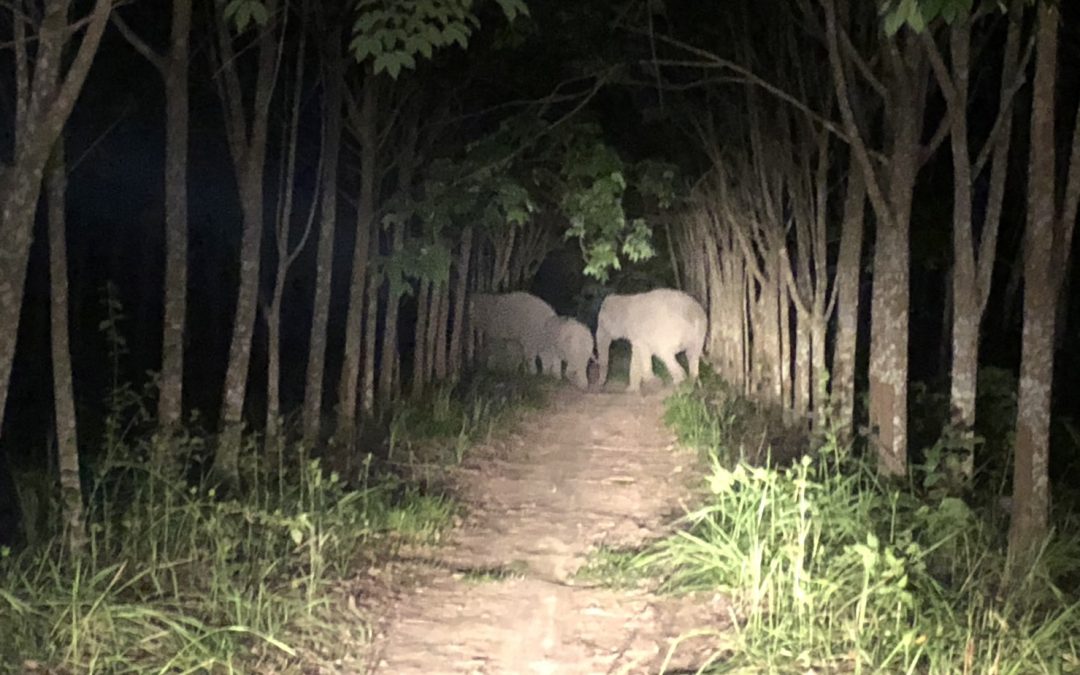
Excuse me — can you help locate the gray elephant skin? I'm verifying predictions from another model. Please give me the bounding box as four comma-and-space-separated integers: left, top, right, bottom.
539, 315, 595, 389
596, 288, 706, 392
470, 292, 557, 374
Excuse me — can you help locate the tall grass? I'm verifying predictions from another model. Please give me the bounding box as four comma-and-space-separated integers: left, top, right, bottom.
643, 372, 1080, 673
0, 366, 543, 673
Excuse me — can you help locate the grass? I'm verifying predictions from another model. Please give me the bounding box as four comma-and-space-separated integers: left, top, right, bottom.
612, 369, 1080, 673
0, 367, 546, 674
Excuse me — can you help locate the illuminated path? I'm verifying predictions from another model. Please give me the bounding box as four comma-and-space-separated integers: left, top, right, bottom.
366, 387, 728, 674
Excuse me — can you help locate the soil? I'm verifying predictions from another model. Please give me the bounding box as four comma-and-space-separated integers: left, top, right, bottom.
363, 386, 731, 674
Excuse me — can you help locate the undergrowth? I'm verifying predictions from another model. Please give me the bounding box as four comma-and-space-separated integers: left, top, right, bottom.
0, 366, 543, 673
637, 370, 1080, 673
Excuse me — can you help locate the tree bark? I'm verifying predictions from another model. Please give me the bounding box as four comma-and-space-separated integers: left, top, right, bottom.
924, 3, 1023, 481
0, 0, 112, 439
46, 138, 86, 554
337, 81, 378, 447
113, 0, 193, 438
303, 35, 345, 446
825, 0, 927, 476
361, 245, 379, 418
448, 227, 474, 377
412, 280, 431, 394
265, 30, 316, 455
213, 0, 280, 488
831, 165, 865, 438
433, 280, 450, 381
378, 221, 404, 409
1009, 1, 1078, 567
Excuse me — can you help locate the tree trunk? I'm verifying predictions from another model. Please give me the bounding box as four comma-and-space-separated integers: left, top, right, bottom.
378, 221, 404, 409
303, 42, 344, 446
448, 227, 474, 377
213, 0, 279, 488
46, 138, 86, 554
412, 280, 431, 395
0, 0, 113, 439
425, 281, 445, 382
265, 31, 314, 456
159, 0, 191, 436
336, 81, 377, 446
831, 166, 865, 438
1008, 1, 1059, 566
433, 281, 450, 380
361, 245, 379, 417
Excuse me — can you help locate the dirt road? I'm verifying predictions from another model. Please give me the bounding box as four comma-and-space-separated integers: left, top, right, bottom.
367, 387, 728, 674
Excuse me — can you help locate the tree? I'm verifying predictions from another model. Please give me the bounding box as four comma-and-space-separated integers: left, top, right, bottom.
923, 0, 1026, 481
265, 22, 320, 454
112, 0, 194, 466
0, 0, 113, 440
824, 0, 938, 476
1008, 0, 1080, 569
46, 138, 85, 554
302, 5, 346, 446
211, 0, 282, 487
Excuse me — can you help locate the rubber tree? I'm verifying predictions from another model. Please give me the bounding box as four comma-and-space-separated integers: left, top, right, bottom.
0, 0, 113, 440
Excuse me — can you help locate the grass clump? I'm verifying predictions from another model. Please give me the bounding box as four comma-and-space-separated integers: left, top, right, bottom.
387, 370, 549, 465
643, 371, 1080, 673
0, 368, 541, 673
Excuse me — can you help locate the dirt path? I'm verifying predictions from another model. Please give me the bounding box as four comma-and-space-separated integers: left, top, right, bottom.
366, 387, 729, 674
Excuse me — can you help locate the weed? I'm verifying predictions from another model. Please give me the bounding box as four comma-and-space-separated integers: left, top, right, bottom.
642, 377, 1080, 673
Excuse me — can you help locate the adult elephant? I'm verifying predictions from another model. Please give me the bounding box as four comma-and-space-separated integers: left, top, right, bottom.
470, 291, 557, 374
538, 315, 595, 390
596, 288, 706, 392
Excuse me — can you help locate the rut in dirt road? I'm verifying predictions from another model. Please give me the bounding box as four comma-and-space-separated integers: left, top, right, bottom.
368, 387, 730, 674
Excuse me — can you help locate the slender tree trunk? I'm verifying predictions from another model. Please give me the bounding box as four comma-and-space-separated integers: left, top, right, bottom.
1009, 2, 1063, 565
213, 0, 279, 487
433, 281, 450, 380
425, 281, 444, 382
831, 166, 865, 437
46, 139, 85, 554
303, 42, 344, 446
412, 280, 431, 394
265, 33, 316, 455
361, 247, 379, 417
448, 227, 473, 377
159, 0, 191, 435
337, 82, 377, 446
378, 221, 404, 408
0, 0, 112, 438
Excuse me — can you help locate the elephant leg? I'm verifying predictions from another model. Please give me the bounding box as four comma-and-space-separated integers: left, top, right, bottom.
542, 351, 561, 377
686, 345, 702, 380
660, 352, 687, 385
627, 344, 651, 392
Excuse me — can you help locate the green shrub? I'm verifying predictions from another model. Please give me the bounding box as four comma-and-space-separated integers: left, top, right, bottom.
644, 378, 1080, 673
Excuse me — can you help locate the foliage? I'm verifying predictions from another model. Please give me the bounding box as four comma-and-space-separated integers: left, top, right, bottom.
350, 0, 528, 78
0, 366, 548, 671
558, 129, 675, 282
624, 376, 1080, 673
224, 0, 528, 77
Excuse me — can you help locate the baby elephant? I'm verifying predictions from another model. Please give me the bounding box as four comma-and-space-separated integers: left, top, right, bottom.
596, 288, 706, 392
539, 315, 595, 390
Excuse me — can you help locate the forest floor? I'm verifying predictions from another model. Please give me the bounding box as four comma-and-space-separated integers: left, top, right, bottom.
359, 385, 731, 674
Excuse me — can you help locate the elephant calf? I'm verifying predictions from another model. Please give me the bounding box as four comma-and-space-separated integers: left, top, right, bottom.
596, 288, 706, 392
539, 315, 595, 390
470, 291, 557, 374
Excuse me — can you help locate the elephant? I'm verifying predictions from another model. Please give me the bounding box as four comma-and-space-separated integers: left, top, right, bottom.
595, 288, 706, 392
538, 315, 595, 390
470, 291, 557, 374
